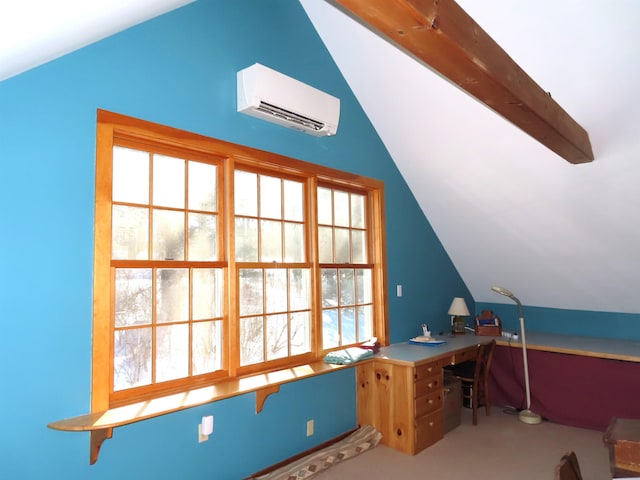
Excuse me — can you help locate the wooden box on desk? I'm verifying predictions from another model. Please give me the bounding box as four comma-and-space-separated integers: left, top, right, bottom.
475, 324, 502, 336
603, 417, 640, 478
474, 310, 502, 336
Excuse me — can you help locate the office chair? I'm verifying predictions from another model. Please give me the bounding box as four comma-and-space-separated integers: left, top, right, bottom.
445, 339, 496, 425
554, 451, 583, 480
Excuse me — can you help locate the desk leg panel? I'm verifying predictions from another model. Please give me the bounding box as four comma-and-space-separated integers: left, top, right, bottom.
490, 345, 640, 431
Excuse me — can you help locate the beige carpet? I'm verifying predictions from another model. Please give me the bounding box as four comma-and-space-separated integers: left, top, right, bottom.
314, 407, 612, 480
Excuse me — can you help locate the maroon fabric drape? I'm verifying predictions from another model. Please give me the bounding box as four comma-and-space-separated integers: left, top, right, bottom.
489, 345, 640, 431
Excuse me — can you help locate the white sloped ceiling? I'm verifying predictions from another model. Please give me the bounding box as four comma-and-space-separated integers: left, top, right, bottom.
301, 0, 640, 313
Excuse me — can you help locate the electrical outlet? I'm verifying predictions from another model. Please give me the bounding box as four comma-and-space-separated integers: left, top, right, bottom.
198, 423, 209, 443
199, 415, 214, 443
306, 419, 314, 436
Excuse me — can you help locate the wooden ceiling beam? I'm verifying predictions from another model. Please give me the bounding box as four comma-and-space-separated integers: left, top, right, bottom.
330, 0, 594, 164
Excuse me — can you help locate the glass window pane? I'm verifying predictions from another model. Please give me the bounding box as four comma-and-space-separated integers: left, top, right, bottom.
290, 269, 310, 311
113, 146, 149, 205
192, 320, 222, 375
283, 180, 303, 221
235, 170, 257, 216
260, 220, 282, 262
188, 212, 217, 261
156, 323, 189, 382
358, 305, 373, 342
321, 269, 338, 308
342, 307, 356, 345
318, 226, 333, 263
356, 269, 372, 304
351, 193, 366, 228
284, 222, 304, 263
333, 190, 349, 227
239, 269, 263, 316
340, 269, 355, 306
152, 209, 185, 260
265, 269, 287, 313
260, 175, 281, 219
240, 316, 264, 366
235, 217, 258, 262
153, 154, 185, 208
188, 161, 217, 212
290, 311, 310, 355
334, 227, 350, 263
266, 313, 288, 360
317, 187, 332, 225
112, 205, 149, 260
192, 268, 223, 320
322, 309, 339, 349
114, 327, 152, 390
156, 269, 189, 324
115, 268, 152, 327
351, 229, 367, 264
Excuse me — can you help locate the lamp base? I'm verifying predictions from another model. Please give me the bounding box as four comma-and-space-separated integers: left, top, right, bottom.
519, 409, 542, 425
452, 316, 466, 334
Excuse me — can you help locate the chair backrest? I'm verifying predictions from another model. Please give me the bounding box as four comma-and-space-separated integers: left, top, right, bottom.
474, 339, 496, 381
554, 451, 583, 480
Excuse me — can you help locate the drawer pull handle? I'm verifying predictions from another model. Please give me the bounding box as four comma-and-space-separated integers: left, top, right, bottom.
396, 428, 403, 437
428, 399, 433, 405
429, 421, 434, 427
376, 372, 381, 380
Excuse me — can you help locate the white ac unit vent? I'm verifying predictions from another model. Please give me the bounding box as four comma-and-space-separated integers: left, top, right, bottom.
237, 63, 340, 137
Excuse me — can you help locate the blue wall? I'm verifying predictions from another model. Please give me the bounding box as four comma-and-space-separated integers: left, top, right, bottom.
0, 1, 469, 478
477, 302, 640, 341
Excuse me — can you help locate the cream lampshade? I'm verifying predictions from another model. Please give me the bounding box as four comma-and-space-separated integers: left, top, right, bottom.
448, 297, 470, 334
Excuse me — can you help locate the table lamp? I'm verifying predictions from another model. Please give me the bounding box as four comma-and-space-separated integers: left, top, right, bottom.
491, 286, 542, 425
448, 297, 470, 334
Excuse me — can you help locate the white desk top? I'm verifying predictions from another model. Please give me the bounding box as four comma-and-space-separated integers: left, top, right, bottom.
374, 334, 489, 366
498, 332, 640, 363
374, 332, 640, 366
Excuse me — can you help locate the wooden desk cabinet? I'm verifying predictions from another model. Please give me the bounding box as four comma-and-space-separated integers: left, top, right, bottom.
356, 338, 482, 455
356, 357, 448, 454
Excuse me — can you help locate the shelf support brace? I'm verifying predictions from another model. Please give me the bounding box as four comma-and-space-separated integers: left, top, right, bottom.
90, 428, 112, 465
256, 385, 280, 413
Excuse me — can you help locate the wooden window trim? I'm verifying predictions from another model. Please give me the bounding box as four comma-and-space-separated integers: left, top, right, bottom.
48, 109, 389, 464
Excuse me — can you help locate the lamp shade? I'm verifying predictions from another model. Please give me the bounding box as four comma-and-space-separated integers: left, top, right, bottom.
448, 297, 470, 316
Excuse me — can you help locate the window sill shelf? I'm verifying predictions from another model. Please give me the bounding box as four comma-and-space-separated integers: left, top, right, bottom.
47, 361, 355, 464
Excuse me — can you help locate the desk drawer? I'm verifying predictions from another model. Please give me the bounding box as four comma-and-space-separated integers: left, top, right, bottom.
415, 410, 444, 453
415, 389, 443, 418
415, 359, 447, 381
415, 375, 441, 397
450, 346, 478, 365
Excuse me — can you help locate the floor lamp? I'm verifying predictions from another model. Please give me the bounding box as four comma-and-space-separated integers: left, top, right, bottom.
491, 286, 542, 425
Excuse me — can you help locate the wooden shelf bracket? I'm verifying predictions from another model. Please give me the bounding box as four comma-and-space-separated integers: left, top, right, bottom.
90, 428, 113, 465
256, 385, 280, 413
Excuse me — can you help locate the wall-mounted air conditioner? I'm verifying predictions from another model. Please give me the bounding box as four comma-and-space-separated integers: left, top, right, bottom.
237, 63, 340, 137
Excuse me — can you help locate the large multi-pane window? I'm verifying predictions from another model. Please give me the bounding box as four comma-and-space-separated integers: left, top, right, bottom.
92, 110, 387, 410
